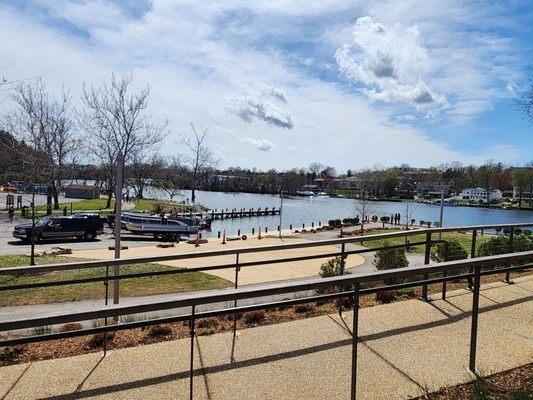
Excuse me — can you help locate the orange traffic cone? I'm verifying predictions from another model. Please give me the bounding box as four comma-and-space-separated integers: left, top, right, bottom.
258, 227, 262, 240
222, 229, 227, 245
195, 232, 200, 247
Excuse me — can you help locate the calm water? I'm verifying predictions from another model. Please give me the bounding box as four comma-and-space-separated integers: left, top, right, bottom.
143, 188, 533, 237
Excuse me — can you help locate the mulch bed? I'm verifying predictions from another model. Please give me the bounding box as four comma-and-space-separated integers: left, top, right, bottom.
0, 271, 530, 367
415, 363, 532, 399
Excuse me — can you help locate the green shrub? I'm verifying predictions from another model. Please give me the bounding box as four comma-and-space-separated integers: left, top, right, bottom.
319, 257, 350, 278
33, 326, 52, 336
477, 235, 533, 257
327, 219, 342, 227
431, 239, 468, 262
373, 242, 409, 284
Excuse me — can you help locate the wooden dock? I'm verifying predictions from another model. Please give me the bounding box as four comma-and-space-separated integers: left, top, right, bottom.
208, 207, 280, 220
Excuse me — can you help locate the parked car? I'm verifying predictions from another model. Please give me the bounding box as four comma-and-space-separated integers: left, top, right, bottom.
13, 214, 104, 243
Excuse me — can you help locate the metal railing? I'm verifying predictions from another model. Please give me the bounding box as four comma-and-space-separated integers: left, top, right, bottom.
0, 252, 532, 399
0, 223, 531, 301
0, 222, 532, 399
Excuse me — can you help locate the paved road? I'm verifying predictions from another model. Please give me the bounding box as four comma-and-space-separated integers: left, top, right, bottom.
0, 217, 161, 256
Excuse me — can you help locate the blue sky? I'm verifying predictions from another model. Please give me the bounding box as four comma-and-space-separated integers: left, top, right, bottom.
1, 0, 532, 171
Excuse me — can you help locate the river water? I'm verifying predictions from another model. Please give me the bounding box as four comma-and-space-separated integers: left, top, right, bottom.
143, 188, 533, 237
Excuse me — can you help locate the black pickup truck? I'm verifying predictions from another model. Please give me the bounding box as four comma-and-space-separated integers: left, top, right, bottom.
13, 214, 104, 243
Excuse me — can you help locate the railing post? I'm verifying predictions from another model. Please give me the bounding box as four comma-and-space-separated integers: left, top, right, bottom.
469, 265, 481, 373
420, 232, 432, 301
467, 229, 477, 290
230, 253, 240, 363
441, 242, 448, 300
504, 227, 514, 284
350, 283, 360, 400
340, 242, 346, 275
103, 265, 109, 356
189, 305, 196, 400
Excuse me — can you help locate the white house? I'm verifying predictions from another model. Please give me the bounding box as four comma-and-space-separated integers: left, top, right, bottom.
456, 187, 502, 203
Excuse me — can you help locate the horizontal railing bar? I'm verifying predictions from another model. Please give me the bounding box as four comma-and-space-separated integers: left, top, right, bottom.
1, 223, 531, 275
1, 251, 531, 332
0, 241, 430, 292
1, 263, 530, 347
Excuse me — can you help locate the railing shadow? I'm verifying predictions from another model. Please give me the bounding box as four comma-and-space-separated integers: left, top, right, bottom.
33, 292, 532, 400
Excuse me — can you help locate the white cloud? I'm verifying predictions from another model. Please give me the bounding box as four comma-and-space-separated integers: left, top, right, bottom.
335, 16, 447, 109
226, 83, 294, 129
0, 0, 530, 170
240, 137, 275, 152
50, 0, 124, 29
397, 114, 415, 121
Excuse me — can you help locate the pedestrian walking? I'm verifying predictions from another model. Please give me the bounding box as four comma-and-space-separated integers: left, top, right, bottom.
8, 207, 14, 223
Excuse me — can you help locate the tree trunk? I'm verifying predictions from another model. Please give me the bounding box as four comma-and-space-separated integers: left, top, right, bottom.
191, 188, 196, 203
46, 186, 52, 215
52, 180, 59, 210
106, 184, 113, 209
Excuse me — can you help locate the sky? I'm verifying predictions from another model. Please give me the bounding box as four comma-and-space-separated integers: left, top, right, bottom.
0, 0, 532, 172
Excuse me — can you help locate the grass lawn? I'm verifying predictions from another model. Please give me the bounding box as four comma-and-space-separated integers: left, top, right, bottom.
0, 254, 231, 307
32, 197, 194, 216
34, 198, 115, 215
360, 230, 494, 254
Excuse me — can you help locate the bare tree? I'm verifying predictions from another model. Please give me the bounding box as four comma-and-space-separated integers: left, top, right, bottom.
154, 157, 186, 200
514, 76, 533, 121
126, 153, 164, 199
355, 191, 377, 233
80, 74, 167, 208
403, 200, 413, 230
180, 123, 218, 203
308, 162, 325, 180
5, 78, 78, 210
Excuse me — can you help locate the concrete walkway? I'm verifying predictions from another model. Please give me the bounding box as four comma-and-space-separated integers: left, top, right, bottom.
66, 236, 366, 285
1, 276, 531, 399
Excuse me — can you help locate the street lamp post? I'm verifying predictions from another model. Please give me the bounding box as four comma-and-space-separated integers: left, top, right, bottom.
279, 188, 283, 239
113, 151, 124, 305
438, 189, 445, 239
30, 187, 36, 266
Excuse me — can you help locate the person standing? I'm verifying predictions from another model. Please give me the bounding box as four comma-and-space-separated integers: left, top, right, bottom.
8, 207, 14, 223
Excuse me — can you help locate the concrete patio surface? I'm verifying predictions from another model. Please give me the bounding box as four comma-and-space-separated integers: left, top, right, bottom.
0, 276, 531, 400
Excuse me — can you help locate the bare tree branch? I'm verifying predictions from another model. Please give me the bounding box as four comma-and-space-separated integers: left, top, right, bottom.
80, 73, 168, 207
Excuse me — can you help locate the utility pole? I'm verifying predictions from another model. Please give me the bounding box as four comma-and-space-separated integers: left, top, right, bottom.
438, 189, 445, 239
113, 151, 124, 305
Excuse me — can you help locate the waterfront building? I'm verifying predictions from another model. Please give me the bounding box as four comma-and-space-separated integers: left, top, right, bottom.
456, 187, 502, 203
